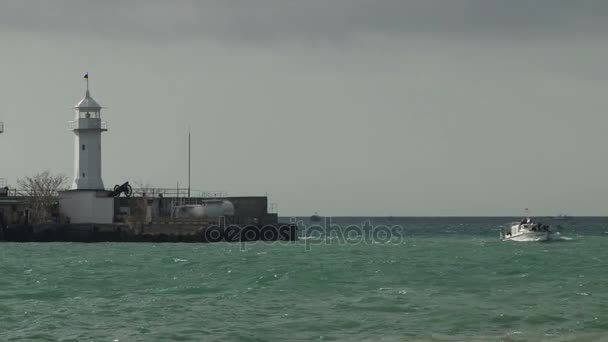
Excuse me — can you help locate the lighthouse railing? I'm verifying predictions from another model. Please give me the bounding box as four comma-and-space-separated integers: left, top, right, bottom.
67, 120, 108, 130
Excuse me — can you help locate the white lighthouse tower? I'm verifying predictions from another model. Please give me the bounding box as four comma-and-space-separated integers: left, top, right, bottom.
70, 74, 107, 190
59, 74, 115, 224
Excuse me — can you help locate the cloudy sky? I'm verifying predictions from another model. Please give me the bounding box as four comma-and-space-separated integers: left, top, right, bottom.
1, 1, 607, 216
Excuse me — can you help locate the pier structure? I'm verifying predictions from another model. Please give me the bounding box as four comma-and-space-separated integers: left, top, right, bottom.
0, 75, 297, 242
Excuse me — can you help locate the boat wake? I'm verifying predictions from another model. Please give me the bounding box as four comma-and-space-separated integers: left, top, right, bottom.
550, 232, 573, 241
509, 236, 547, 242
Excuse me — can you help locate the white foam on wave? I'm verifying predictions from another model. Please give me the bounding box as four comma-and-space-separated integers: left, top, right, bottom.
551, 232, 573, 241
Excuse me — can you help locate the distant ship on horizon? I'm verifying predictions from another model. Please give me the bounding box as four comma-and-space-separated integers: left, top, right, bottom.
310, 212, 323, 222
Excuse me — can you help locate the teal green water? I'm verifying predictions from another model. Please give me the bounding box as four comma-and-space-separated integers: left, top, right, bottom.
1, 219, 608, 341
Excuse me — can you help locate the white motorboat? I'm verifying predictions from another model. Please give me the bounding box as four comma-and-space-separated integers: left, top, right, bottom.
500, 217, 552, 242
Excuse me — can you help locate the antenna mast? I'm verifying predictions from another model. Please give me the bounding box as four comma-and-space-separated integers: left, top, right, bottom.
188, 129, 191, 198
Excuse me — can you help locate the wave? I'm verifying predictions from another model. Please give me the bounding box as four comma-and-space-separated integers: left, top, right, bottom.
551, 232, 573, 241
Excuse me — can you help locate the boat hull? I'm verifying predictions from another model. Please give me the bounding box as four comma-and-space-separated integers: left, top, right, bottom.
502, 231, 550, 242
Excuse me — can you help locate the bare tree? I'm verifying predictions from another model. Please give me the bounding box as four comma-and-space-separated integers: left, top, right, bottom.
17, 171, 68, 224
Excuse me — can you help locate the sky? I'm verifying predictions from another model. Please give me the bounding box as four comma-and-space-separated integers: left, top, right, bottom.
1, 0, 608, 216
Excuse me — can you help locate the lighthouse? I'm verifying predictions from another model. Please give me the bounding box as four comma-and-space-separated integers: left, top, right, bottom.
59, 74, 115, 224
70, 74, 107, 190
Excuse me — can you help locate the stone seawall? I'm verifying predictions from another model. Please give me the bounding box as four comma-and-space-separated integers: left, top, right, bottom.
0, 223, 298, 243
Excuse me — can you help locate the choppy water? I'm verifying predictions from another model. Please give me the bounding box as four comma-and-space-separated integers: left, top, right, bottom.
1, 217, 608, 341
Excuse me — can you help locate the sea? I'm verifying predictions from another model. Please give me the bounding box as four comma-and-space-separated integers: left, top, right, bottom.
1, 217, 607, 341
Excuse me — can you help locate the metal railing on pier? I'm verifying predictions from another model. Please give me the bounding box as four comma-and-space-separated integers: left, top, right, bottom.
127, 188, 227, 199
0, 187, 32, 198
1, 184, 227, 199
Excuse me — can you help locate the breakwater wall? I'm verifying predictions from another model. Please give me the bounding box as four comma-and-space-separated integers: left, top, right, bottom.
0, 223, 298, 243
0, 194, 297, 243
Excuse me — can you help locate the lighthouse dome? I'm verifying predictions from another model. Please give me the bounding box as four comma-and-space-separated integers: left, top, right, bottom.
74, 90, 102, 111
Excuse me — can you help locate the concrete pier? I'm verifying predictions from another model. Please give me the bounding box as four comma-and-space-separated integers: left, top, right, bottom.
0, 192, 297, 243
0, 222, 297, 243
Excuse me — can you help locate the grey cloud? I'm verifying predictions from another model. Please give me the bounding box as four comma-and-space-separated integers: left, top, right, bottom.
2, 0, 608, 43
